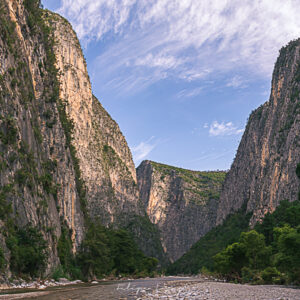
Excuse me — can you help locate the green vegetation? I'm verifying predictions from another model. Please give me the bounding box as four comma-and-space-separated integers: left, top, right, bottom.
168, 160, 300, 286
294, 62, 300, 83
56, 220, 158, 280
150, 161, 225, 183
6, 224, 48, 277
0, 184, 13, 218
0, 116, 18, 145
214, 230, 272, 283
126, 215, 169, 267
168, 199, 300, 285
150, 161, 226, 204
213, 200, 300, 284
56, 225, 82, 279
78, 222, 158, 278
0, 6, 16, 53
167, 209, 251, 274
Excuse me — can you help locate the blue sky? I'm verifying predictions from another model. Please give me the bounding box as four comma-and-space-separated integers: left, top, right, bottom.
42, 0, 300, 171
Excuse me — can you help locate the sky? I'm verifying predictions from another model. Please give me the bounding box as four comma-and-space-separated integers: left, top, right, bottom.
42, 0, 300, 171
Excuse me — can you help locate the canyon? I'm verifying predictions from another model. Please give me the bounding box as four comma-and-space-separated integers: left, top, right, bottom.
0, 0, 299, 280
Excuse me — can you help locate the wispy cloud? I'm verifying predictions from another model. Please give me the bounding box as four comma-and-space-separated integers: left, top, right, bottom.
177, 87, 203, 99
131, 137, 157, 162
134, 53, 182, 70
226, 75, 248, 89
57, 0, 300, 94
208, 121, 244, 136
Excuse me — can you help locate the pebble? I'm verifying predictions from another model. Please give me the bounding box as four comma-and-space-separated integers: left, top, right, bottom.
138, 281, 300, 300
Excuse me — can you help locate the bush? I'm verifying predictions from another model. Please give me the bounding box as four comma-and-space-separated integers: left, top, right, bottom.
6, 225, 48, 277
52, 265, 66, 281
57, 226, 74, 272
214, 242, 247, 281
0, 117, 18, 145
261, 267, 281, 284
213, 200, 300, 284
273, 225, 300, 284
213, 230, 271, 282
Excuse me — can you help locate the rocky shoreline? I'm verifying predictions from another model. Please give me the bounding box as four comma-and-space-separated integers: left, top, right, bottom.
0, 275, 142, 291
0, 278, 84, 290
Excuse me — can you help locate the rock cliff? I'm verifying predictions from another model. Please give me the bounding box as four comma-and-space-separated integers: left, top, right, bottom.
50, 12, 143, 226
137, 160, 226, 262
0, 0, 165, 276
49, 12, 166, 262
217, 38, 300, 226
0, 0, 85, 274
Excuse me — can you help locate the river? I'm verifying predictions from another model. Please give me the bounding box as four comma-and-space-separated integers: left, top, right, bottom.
0, 277, 198, 299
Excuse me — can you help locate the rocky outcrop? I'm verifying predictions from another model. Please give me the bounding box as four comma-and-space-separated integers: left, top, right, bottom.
217, 38, 300, 226
137, 161, 226, 262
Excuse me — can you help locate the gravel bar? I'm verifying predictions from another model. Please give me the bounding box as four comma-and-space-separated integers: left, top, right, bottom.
138, 281, 300, 300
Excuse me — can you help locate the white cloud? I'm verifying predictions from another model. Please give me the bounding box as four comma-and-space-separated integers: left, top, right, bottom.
209, 121, 244, 136
131, 137, 157, 161
226, 75, 248, 88
56, 0, 300, 93
134, 53, 181, 70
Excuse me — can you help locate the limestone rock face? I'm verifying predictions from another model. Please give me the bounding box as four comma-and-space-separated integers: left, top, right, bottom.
0, 0, 85, 273
217, 39, 300, 226
0, 0, 164, 276
50, 13, 142, 226
49, 14, 165, 260
137, 161, 226, 262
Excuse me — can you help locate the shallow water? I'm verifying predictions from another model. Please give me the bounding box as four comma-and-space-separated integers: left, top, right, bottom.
1, 277, 196, 300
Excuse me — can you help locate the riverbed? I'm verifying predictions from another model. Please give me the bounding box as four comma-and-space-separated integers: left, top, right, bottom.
0, 276, 299, 299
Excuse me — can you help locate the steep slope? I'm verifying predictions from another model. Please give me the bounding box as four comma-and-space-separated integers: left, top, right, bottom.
217, 38, 300, 226
0, 0, 166, 278
49, 12, 167, 262
0, 0, 85, 275
167, 209, 251, 274
137, 160, 226, 262
50, 12, 142, 226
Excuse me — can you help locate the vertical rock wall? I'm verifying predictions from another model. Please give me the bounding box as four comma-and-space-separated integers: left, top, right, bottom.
217, 39, 300, 226
0, 0, 85, 273
50, 13, 143, 226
